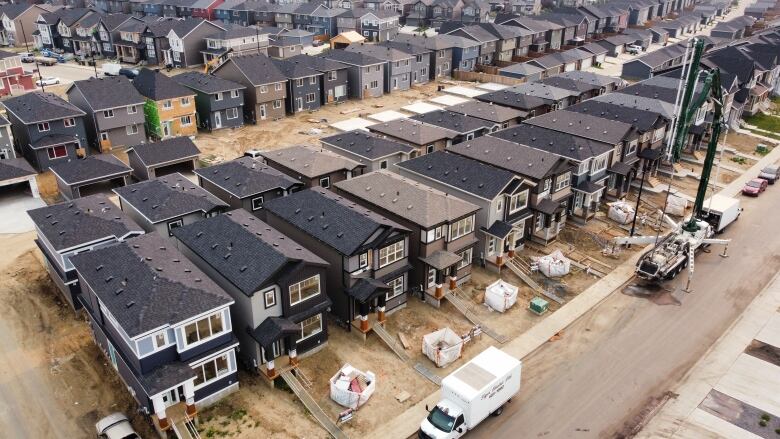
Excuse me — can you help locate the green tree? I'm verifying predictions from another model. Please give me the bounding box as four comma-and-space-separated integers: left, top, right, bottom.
143, 99, 162, 140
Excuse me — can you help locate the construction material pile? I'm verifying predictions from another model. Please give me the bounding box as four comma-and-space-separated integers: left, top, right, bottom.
422, 328, 464, 368
608, 201, 636, 225
666, 194, 688, 217
330, 364, 376, 409
533, 250, 571, 278
484, 279, 519, 312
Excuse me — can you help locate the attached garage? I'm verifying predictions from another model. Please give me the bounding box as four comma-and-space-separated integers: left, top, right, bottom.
126, 137, 201, 181
50, 155, 131, 200
0, 158, 39, 198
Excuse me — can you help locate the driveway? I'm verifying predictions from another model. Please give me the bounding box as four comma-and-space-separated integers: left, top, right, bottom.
0, 186, 45, 234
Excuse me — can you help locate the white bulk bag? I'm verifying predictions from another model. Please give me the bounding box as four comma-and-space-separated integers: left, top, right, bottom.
535, 250, 571, 278
329, 364, 376, 409
484, 279, 519, 312
608, 201, 636, 225
422, 328, 464, 368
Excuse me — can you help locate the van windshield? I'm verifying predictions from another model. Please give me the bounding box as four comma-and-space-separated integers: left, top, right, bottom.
427, 406, 456, 432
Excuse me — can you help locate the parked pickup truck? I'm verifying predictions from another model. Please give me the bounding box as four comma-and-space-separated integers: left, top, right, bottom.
419, 347, 521, 439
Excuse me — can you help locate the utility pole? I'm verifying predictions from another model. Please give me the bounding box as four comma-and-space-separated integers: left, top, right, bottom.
629, 160, 648, 238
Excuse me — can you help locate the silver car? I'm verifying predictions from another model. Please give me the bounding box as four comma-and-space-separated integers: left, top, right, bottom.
758, 165, 780, 184
95, 413, 141, 439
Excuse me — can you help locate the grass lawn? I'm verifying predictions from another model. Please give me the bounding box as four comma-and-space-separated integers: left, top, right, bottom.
744, 113, 780, 133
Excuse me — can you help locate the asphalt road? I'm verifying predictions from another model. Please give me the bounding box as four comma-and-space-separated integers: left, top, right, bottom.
469, 187, 780, 439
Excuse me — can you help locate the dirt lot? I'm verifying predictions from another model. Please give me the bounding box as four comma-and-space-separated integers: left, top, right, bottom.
723, 132, 775, 156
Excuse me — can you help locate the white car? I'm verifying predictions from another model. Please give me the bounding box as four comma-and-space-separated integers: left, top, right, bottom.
36, 77, 60, 86
95, 413, 141, 439
627, 44, 643, 54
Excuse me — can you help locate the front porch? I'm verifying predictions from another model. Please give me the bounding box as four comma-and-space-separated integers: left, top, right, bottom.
570, 182, 605, 224
150, 381, 198, 437
114, 43, 141, 64
481, 221, 527, 272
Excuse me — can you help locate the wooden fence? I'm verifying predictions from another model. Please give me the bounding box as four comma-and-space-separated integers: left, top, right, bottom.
452, 70, 526, 85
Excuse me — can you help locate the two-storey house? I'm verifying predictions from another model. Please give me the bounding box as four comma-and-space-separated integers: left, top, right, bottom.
448, 136, 574, 244
392, 33, 454, 80
397, 150, 534, 270
132, 68, 197, 140
338, 8, 399, 42
335, 170, 479, 305
380, 40, 430, 85
114, 172, 227, 237
258, 145, 364, 189
194, 156, 303, 214
72, 233, 238, 435
173, 71, 245, 132
269, 57, 323, 114
411, 109, 497, 143
212, 54, 287, 124
0, 4, 53, 47
201, 27, 269, 66
446, 100, 527, 129
112, 18, 151, 64
345, 44, 412, 92
70, 13, 102, 58
36, 8, 93, 52
293, 3, 344, 38
3, 92, 88, 171
95, 13, 142, 60
173, 209, 331, 379
28, 194, 144, 311
320, 129, 415, 171
285, 54, 349, 104
318, 49, 385, 99
166, 18, 224, 68
442, 23, 498, 65
67, 77, 147, 152
262, 187, 412, 335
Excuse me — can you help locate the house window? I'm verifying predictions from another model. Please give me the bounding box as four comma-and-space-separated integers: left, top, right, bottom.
496, 199, 503, 213
328, 71, 337, 81
289, 275, 320, 305
275, 83, 283, 91
457, 248, 473, 270
449, 216, 474, 241
487, 236, 496, 255
263, 288, 275, 308
273, 100, 282, 109
63, 118, 75, 128
359, 252, 369, 268
180, 97, 190, 106
192, 352, 233, 388
172, 51, 180, 62
375, 65, 380, 72
47, 145, 67, 159
251, 196, 264, 210
100, 132, 109, 141
576, 160, 589, 175
127, 105, 137, 114
226, 108, 238, 119
509, 191, 528, 213
181, 115, 192, 126
126, 124, 139, 135
295, 78, 304, 87
215, 92, 223, 101
554, 172, 571, 191
306, 93, 316, 103
309, 76, 317, 85
231, 89, 240, 98
435, 226, 443, 240
386, 276, 404, 300
37, 122, 50, 132
426, 144, 434, 154
259, 85, 267, 93
543, 179, 551, 192
183, 310, 227, 347
380, 160, 388, 169
379, 240, 404, 267
319, 176, 330, 188
300, 314, 322, 341
592, 154, 608, 173
167, 219, 183, 235
626, 140, 638, 155
370, 80, 378, 89
162, 100, 172, 110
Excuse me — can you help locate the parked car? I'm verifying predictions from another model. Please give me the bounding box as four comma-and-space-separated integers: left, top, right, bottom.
36, 77, 60, 86
20, 52, 35, 63
757, 164, 780, 184
627, 45, 643, 54
118, 68, 139, 79
95, 413, 140, 439
742, 178, 768, 196
40, 49, 65, 62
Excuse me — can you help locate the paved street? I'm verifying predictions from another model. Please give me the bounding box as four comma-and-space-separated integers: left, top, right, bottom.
28, 62, 101, 88
470, 179, 780, 437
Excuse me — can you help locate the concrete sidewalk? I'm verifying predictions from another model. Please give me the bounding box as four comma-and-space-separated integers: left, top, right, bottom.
638, 271, 780, 438
367, 141, 780, 439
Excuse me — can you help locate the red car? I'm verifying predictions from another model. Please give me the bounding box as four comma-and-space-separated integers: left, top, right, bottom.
742, 178, 768, 196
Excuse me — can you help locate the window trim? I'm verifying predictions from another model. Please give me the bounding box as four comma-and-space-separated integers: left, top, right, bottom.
289, 275, 321, 306
167, 219, 183, 236
508, 191, 528, 213
385, 276, 404, 301
192, 351, 234, 390
47, 145, 67, 159
37, 122, 50, 132
251, 196, 264, 211
181, 309, 228, 350
449, 215, 474, 242
319, 176, 330, 188
554, 172, 571, 192
457, 247, 473, 270
378, 240, 404, 268
63, 118, 75, 128
263, 288, 275, 308
299, 314, 322, 342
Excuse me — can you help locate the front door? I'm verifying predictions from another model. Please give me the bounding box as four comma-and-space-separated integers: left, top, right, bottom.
259, 104, 267, 120
296, 97, 303, 111
161, 385, 183, 407
214, 111, 222, 129
162, 121, 171, 138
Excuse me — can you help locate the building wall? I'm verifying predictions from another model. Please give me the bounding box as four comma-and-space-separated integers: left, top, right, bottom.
319, 68, 349, 104
212, 61, 286, 124
155, 96, 198, 138
67, 86, 146, 149
285, 75, 322, 114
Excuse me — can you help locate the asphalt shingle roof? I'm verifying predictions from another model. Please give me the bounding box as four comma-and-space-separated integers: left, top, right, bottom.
334, 170, 479, 228
368, 118, 458, 144
319, 49, 384, 66
491, 124, 614, 161
194, 157, 301, 199
475, 89, 549, 112
523, 111, 635, 145
345, 44, 412, 62
445, 100, 527, 122
129, 137, 200, 167
3, 92, 85, 124
70, 233, 233, 337
566, 100, 664, 133
69, 77, 145, 110
132, 68, 195, 101
263, 187, 407, 255
172, 71, 245, 94
320, 130, 414, 160
27, 194, 143, 252
50, 155, 132, 186
0, 157, 36, 182
260, 145, 363, 178
396, 151, 517, 199
216, 54, 287, 86
114, 173, 227, 223
172, 209, 326, 296
411, 110, 495, 134
447, 135, 569, 180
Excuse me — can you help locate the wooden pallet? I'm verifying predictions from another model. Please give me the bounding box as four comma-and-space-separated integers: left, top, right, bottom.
281, 370, 349, 439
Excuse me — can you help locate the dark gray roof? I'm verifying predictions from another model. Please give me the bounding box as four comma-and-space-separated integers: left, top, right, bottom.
172, 71, 245, 94
1, 4, 34, 20
319, 49, 384, 66
345, 44, 412, 62
320, 130, 414, 160
170, 17, 219, 38
285, 54, 348, 73
536, 76, 601, 94
71, 233, 233, 337
132, 68, 195, 101
535, 198, 560, 215
194, 157, 301, 199
139, 362, 197, 396
69, 77, 145, 110
392, 33, 479, 50
251, 316, 300, 349
368, 118, 458, 144
396, 151, 518, 199
27, 194, 143, 252
128, 137, 201, 167
565, 100, 663, 133
482, 221, 513, 239
379, 40, 430, 55
216, 54, 287, 86
445, 100, 527, 122
262, 187, 407, 256
114, 173, 227, 223
270, 57, 320, 79
101, 13, 138, 31
411, 110, 495, 134
475, 89, 549, 112
491, 124, 614, 161
30, 134, 80, 150
259, 145, 363, 178
208, 26, 258, 40
447, 135, 569, 180
0, 157, 36, 182
346, 278, 390, 302
556, 70, 621, 87
50, 155, 132, 186
523, 111, 635, 145
3, 92, 85, 124
616, 83, 681, 104
173, 209, 327, 295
